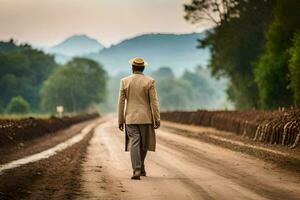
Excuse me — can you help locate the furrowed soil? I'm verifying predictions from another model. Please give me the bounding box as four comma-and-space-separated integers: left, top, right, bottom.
0, 113, 99, 164
0, 128, 93, 200
0, 119, 96, 165
1, 115, 300, 200
76, 117, 300, 200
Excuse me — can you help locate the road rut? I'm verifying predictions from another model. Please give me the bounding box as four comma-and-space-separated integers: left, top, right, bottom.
78, 117, 300, 200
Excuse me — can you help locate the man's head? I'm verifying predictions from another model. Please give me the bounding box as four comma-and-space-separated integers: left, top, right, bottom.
132, 65, 145, 73
129, 57, 148, 73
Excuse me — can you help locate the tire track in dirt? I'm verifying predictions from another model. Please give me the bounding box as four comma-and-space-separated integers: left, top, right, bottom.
0, 118, 106, 200
156, 131, 300, 200
78, 117, 300, 200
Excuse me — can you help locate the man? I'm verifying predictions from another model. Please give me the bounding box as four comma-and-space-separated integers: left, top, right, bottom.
118, 57, 160, 180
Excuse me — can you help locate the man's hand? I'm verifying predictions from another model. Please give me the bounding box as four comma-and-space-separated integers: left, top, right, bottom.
154, 120, 160, 129
119, 123, 124, 131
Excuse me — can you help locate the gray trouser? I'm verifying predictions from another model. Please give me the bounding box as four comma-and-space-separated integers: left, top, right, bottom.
126, 124, 148, 171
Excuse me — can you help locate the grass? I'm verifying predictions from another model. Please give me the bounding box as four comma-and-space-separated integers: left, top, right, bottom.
0, 113, 51, 119
0, 111, 90, 119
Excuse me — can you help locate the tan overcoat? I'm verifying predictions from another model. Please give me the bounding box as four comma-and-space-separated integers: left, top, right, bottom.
118, 71, 160, 151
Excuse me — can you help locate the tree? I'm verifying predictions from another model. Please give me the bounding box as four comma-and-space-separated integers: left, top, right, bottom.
0, 41, 57, 111
151, 66, 229, 110
254, 0, 300, 108
6, 96, 30, 114
184, 0, 274, 108
41, 57, 107, 113
151, 67, 193, 110
0, 100, 4, 113
157, 78, 193, 111
151, 66, 175, 81
182, 66, 226, 109
184, 0, 240, 26
288, 32, 300, 106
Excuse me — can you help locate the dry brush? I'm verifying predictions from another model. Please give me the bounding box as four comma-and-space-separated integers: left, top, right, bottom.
161, 109, 300, 148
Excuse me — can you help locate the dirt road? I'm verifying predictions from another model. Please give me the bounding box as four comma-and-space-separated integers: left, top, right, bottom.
78, 117, 300, 200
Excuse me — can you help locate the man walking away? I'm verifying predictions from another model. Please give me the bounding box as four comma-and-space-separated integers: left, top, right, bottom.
118, 57, 160, 180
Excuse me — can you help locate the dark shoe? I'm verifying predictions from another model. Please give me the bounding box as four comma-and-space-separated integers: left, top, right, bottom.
141, 169, 146, 176
131, 170, 141, 180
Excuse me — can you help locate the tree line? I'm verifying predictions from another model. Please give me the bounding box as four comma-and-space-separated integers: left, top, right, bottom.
152, 66, 229, 110
184, 0, 300, 109
0, 40, 107, 114
100, 66, 229, 112
0, 39, 224, 114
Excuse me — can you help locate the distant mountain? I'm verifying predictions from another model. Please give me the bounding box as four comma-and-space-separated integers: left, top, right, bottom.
46, 32, 210, 75
47, 34, 104, 58
86, 32, 210, 75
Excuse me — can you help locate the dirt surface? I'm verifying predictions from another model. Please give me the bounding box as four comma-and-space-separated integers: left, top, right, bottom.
0, 113, 99, 164
0, 118, 98, 164
1, 116, 300, 200
161, 121, 300, 173
161, 109, 300, 148
78, 117, 300, 200
0, 127, 94, 200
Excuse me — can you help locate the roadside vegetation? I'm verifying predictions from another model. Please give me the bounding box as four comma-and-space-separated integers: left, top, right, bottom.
40, 58, 107, 113
184, 0, 300, 109
0, 40, 107, 115
162, 109, 300, 149
1, 0, 299, 113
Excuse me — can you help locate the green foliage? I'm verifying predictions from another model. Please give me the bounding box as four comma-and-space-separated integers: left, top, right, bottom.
100, 66, 229, 112
288, 32, 300, 106
152, 66, 228, 111
184, 0, 240, 26
156, 76, 193, 111
0, 100, 4, 113
99, 73, 128, 113
181, 66, 229, 109
254, 0, 300, 108
0, 40, 57, 111
151, 67, 175, 81
185, 0, 274, 109
6, 96, 31, 114
41, 57, 107, 113
152, 67, 192, 110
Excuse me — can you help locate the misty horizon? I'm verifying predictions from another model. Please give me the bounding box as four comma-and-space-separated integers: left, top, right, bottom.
3, 30, 210, 49
0, 0, 213, 47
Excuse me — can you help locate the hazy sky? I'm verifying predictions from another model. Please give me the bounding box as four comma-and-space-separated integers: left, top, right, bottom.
0, 0, 212, 47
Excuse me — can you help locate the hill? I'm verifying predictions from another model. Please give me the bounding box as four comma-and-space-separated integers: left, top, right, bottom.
47, 34, 104, 57
86, 32, 209, 75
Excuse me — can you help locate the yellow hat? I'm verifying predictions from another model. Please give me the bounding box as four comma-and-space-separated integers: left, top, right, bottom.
129, 57, 148, 67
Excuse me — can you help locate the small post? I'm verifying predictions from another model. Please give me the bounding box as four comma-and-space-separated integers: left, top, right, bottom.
56, 106, 64, 118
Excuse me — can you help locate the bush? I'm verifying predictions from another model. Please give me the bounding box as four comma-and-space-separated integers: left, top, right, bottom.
6, 96, 31, 114
40, 57, 107, 113
288, 31, 300, 106
0, 100, 4, 113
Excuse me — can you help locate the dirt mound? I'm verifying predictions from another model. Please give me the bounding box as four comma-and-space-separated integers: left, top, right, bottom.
0, 125, 94, 200
0, 113, 99, 149
161, 109, 300, 148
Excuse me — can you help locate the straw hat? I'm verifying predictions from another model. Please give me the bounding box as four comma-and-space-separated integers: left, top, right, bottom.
129, 57, 148, 67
